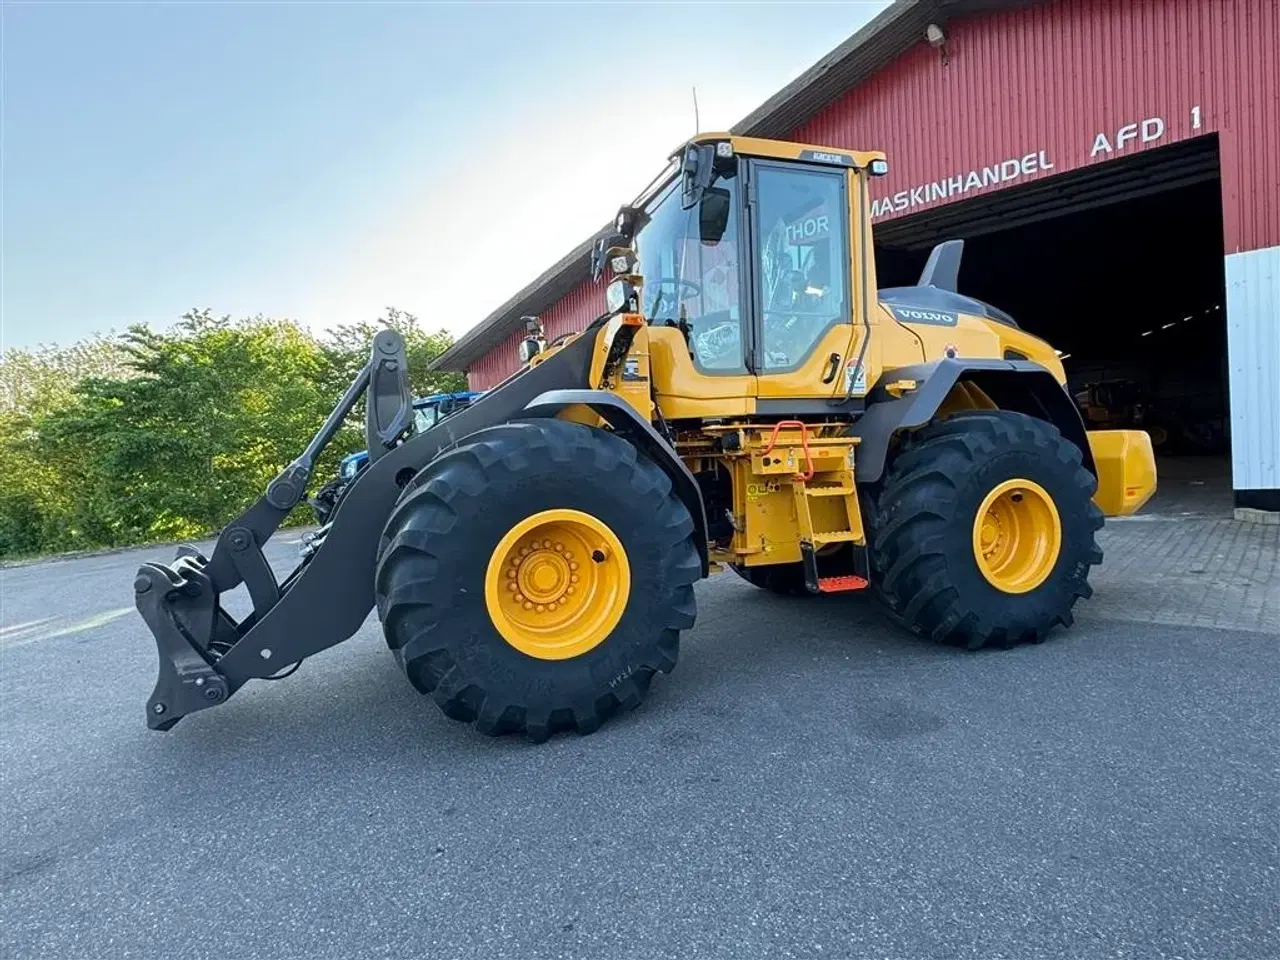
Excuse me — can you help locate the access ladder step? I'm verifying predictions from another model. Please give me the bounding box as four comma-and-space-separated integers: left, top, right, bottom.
800, 541, 872, 595
812, 530, 860, 546
805, 484, 855, 497
816, 575, 869, 594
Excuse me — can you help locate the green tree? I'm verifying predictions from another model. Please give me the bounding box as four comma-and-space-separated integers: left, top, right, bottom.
0, 335, 131, 553
322, 306, 467, 397
0, 334, 130, 416
0, 306, 462, 557
33, 310, 335, 546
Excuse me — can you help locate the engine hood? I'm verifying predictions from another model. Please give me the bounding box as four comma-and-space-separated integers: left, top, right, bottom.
878, 285, 1020, 329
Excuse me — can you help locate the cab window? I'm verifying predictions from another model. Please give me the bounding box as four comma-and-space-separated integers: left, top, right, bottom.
633, 170, 744, 373
413, 405, 439, 434
754, 165, 850, 372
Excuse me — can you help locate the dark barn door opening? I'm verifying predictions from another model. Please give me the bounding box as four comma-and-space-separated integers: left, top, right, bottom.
875, 137, 1230, 515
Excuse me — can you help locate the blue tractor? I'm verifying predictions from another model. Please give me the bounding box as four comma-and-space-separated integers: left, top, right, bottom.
308, 390, 482, 525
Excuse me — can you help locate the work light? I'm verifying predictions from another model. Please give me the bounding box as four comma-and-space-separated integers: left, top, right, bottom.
609, 251, 637, 276
606, 278, 638, 315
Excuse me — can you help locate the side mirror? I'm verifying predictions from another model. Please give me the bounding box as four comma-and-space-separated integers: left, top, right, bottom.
590, 237, 605, 281
699, 186, 731, 243
680, 143, 716, 210
518, 338, 542, 363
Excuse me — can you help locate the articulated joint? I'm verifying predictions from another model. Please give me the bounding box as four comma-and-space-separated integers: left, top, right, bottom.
266, 460, 310, 510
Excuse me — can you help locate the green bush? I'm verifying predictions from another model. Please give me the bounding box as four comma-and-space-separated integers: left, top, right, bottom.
0, 308, 464, 559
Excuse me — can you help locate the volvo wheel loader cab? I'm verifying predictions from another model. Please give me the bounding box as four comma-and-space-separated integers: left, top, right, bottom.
134, 133, 1157, 741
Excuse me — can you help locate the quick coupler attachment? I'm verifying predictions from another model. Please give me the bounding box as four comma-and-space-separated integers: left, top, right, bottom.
134, 549, 235, 731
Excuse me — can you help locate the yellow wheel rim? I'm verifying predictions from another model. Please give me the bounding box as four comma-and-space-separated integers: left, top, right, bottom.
484, 508, 630, 660
971, 478, 1062, 594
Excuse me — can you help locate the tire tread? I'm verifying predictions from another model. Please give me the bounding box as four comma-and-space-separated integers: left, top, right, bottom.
374, 418, 699, 741
869, 409, 1103, 650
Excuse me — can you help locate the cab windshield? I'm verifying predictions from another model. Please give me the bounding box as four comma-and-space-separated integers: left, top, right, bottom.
633, 167, 743, 372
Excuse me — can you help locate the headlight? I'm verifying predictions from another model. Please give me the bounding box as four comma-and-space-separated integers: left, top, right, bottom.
340, 458, 359, 480
606, 278, 637, 315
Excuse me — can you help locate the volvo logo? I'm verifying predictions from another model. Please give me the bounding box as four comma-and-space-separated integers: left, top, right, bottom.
891, 306, 959, 326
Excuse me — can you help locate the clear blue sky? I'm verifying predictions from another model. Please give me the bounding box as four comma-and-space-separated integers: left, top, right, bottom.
2, 1, 891, 350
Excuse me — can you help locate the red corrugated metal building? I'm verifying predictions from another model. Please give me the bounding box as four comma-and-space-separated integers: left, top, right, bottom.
436, 0, 1279, 511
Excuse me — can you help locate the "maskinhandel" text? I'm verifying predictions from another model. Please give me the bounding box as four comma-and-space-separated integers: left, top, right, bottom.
870, 150, 1054, 219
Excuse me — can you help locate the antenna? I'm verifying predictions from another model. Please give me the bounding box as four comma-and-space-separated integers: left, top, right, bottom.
692, 86, 700, 134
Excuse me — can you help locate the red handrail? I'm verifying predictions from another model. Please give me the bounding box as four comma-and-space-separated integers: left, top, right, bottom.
760, 420, 815, 481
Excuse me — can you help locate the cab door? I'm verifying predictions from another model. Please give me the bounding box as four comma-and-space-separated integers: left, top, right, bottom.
642, 165, 758, 419
744, 159, 867, 407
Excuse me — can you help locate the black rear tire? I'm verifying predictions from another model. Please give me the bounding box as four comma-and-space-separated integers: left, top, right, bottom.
729, 561, 808, 595
868, 410, 1103, 649
374, 418, 701, 741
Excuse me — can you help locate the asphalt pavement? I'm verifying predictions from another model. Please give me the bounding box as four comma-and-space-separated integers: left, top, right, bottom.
1, 535, 1277, 960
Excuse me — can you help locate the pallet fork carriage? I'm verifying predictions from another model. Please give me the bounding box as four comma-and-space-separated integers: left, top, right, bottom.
135, 133, 1157, 740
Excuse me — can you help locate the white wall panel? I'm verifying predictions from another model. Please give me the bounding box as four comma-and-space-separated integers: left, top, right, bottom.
1225, 245, 1280, 490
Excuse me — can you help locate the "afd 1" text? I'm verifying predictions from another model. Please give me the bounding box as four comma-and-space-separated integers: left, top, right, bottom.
1090, 116, 1165, 157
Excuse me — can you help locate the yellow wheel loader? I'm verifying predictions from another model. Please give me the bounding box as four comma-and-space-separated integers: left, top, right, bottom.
134, 134, 1157, 741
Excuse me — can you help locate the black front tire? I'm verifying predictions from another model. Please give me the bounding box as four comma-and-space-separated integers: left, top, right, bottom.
374, 419, 701, 741
868, 410, 1103, 649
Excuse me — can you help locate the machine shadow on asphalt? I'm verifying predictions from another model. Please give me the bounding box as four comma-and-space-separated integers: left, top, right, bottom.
149, 578, 1023, 763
